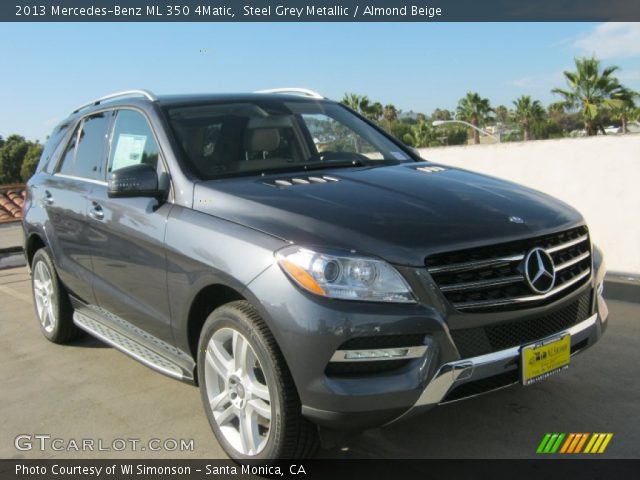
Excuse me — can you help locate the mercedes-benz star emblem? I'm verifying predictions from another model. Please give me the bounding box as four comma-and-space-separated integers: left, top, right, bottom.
523, 247, 556, 294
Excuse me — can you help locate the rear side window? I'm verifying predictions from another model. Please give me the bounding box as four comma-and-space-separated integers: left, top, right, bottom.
108, 110, 160, 172
56, 112, 111, 180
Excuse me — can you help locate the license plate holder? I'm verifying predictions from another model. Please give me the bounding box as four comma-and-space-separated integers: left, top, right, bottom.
521, 333, 571, 386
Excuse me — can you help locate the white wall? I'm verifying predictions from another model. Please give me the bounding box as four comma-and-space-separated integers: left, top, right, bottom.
418, 135, 640, 275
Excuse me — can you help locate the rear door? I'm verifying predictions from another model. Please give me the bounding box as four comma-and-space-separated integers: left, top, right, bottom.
86, 108, 174, 344
43, 111, 112, 303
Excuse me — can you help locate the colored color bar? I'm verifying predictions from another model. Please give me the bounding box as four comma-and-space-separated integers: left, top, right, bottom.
591, 433, 606, 453
567, 434, 582, 453
560, 433, 575, 454
543, 434, 559, 453
598, 434, 613, 453
537, 433, 552, 453
574, 433, 588, 453
550, 433, 566, 453
584, 433, 598, 453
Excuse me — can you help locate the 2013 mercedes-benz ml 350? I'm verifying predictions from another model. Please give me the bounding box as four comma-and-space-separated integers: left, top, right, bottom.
22, 88, 608, 461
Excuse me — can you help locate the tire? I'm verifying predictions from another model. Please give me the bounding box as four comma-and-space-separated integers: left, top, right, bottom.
30, 248, 81, 344
197, 300, 319, 461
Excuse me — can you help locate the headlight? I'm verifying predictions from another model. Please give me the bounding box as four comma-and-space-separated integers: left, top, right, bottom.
276, 246, 415, 303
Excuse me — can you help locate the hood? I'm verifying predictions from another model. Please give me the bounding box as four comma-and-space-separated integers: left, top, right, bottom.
193, 163, 584, 266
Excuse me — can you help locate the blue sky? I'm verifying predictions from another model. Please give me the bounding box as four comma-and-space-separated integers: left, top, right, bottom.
1, 22, 639, 141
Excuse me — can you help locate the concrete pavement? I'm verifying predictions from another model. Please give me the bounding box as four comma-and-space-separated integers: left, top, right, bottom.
1, 266, 638, 459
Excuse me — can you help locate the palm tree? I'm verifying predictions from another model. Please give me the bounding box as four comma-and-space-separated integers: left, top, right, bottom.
494, 105, 509, 124
382, 104, 398, 132
341, 93, 371, 116
383, 104, 398, 123
367, 102, 383, 122
512, 96, 545, 141
456, 92, 493, 144
610, 89, 638, 134
551, 57, 629, 136
402, 121, 437, 148
431, 108, 452, 121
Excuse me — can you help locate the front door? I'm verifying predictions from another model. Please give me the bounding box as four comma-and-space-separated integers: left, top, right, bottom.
85, 109, 173, 344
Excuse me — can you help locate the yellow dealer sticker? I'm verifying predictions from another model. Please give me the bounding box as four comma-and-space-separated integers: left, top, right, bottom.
521, 334, 570, 385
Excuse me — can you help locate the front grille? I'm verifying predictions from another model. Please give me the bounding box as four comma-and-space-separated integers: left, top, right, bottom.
426, 226, 592, 312
450, 290, 592, 358
442, 370, 519, 403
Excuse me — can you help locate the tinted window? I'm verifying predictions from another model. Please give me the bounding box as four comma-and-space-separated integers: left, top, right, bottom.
109, 110, 160, 172
165, 101, 409, 180
74, 112, 111, 180
57, 126, 79, 176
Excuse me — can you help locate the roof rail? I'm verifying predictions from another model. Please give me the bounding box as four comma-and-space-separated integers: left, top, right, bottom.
72, 89, 157, 114
254, 88, 325, 99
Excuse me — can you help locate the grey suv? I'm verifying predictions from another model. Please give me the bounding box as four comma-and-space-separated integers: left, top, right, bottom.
22, 89, 608, 461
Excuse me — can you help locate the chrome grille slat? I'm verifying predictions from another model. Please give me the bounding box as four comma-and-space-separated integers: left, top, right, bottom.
452, 268, 591, 310
426, 226, 592, 312
555, 251, 591, 272
428, 254, 524, 274
546, 234, 589, 253
440, 275, 524, 293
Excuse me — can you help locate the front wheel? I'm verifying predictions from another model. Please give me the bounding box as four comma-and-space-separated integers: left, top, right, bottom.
197, 301, 318, 461
30, 248, 81, 343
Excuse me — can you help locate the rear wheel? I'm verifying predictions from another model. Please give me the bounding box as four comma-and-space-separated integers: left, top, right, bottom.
31, 248, 81, 343
197, 300, 319, 461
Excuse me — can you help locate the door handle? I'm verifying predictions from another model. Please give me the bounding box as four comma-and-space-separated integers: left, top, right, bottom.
89, 202, 104, 220
44, 190, 54, 205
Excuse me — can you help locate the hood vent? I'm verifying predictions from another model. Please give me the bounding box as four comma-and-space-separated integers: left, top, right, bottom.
416, 165, 447, 174
265, 175, 339, 188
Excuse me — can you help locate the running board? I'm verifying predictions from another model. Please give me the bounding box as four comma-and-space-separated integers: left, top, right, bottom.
73, 311, 187, 381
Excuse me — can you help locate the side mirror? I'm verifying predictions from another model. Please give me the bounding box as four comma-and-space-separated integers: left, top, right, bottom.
108, 164, 160, 198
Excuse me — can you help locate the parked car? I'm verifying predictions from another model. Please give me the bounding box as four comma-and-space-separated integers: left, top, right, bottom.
22, 89, 608, 461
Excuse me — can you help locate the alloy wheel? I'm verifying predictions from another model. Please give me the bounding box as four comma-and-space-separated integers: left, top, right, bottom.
33, 260, 57, 334
204, 327, 273, 456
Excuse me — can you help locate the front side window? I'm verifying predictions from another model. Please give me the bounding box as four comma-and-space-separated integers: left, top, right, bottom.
56, 112, 111, 180
108, 110, 160, 173
164, 100, 412, 179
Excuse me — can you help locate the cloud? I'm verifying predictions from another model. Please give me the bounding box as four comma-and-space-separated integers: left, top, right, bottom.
510, 71, 563, 89
573, 23, 640, 59
618, 69, 640, 82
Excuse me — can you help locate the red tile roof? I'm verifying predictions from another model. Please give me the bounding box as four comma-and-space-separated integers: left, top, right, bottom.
0, 185, 25, 223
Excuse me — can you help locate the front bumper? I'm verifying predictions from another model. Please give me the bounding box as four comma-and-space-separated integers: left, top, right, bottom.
389, 310, 602, 424
245, 248, 608, 431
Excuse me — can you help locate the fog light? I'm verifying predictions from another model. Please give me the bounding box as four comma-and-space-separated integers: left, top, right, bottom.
331, 346, 427, 362
345, 348, 407, 360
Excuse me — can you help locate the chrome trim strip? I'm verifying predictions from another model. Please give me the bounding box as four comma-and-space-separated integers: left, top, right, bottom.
428, 254, 524, 274
330, 345, 427, 363
453, 268, 591, 310
546, 234, 589, 254
440, 275, 524, 293
54, 173, 107, 186
555, 251, 591, 271
408, 313, 598, 410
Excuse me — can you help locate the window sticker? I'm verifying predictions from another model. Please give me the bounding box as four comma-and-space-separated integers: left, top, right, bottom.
390, 151, 408, 160
112, 134, 147, 170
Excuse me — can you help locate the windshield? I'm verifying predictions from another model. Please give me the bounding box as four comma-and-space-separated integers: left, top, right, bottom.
164, 100, 413, 179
